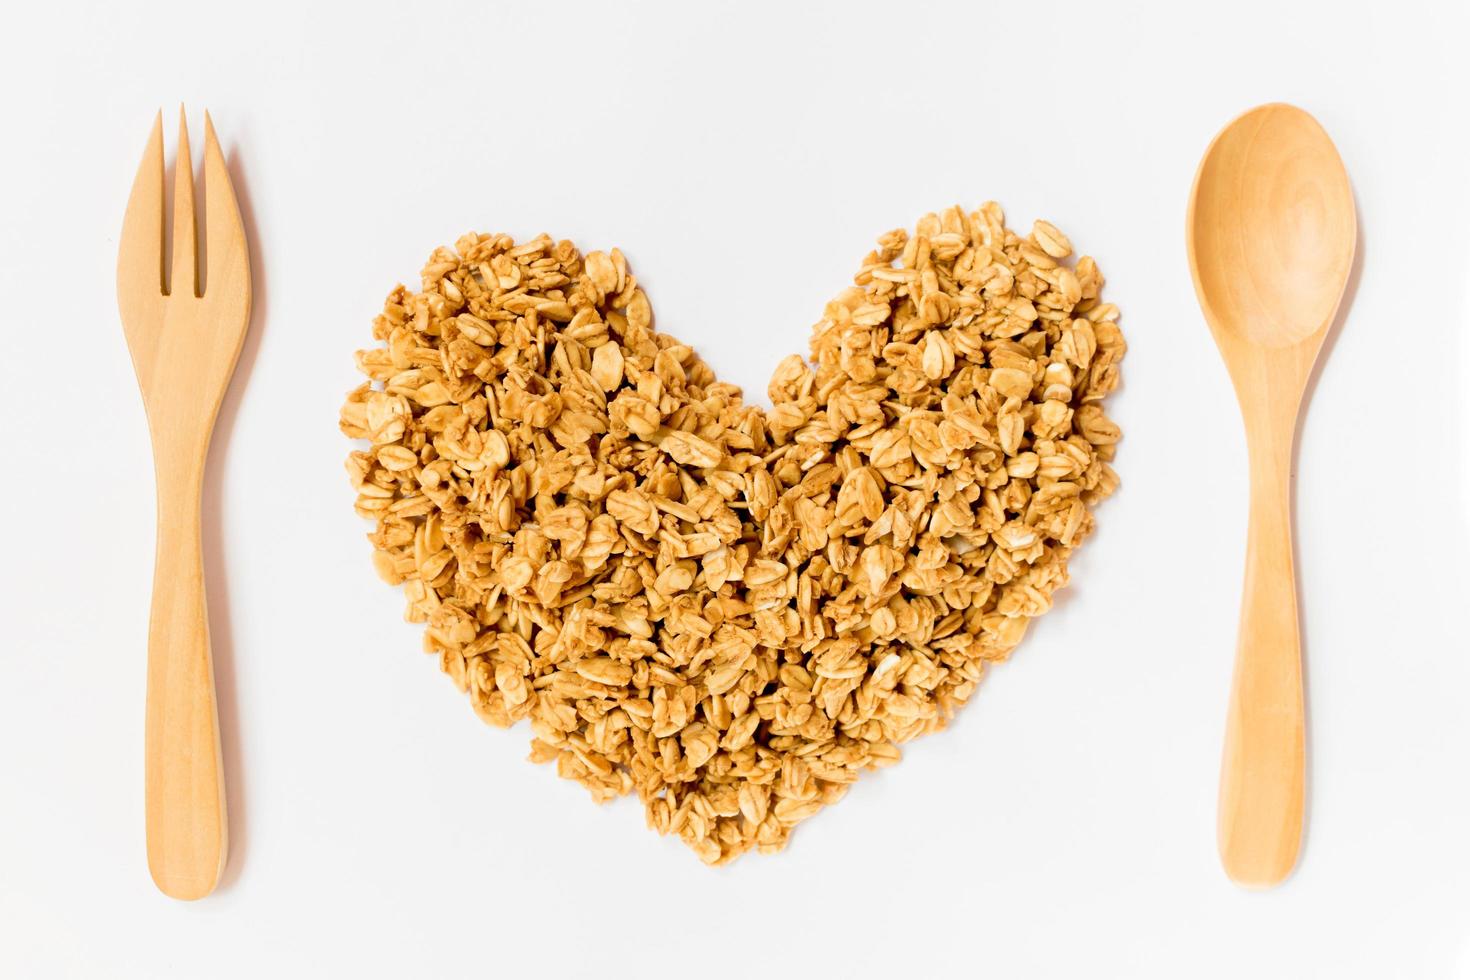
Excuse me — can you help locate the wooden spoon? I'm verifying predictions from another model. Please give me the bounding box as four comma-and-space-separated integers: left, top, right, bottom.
1186, 103, 1356, 888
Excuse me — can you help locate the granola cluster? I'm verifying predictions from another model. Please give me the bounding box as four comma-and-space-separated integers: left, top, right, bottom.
341, 203, 1124, 863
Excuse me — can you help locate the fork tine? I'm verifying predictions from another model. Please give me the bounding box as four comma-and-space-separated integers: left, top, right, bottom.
202, 111, 246, 300
170, 106, 197, 298
118, 110, 165, 301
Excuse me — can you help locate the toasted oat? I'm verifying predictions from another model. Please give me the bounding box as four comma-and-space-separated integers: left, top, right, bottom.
341, 206, 1125, 864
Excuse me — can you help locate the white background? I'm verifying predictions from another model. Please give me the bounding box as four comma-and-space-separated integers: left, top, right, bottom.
3, 1, 1468, 977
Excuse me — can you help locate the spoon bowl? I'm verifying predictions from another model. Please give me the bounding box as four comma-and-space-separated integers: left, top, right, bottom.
1190, 103, 1355, 351
1186, 103, 1356, 888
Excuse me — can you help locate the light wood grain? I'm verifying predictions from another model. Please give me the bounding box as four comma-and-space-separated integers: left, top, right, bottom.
117, 108, 251, 900
1186, 103, 1355, 888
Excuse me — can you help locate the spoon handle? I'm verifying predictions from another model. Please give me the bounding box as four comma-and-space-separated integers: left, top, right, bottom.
1218, 427, 1305, 887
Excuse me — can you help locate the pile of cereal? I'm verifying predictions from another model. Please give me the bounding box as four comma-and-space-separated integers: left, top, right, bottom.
340, 203, 1124, 863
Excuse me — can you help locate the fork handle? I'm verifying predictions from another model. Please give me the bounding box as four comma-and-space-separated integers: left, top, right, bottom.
144, 462, 227, 900
1218, 424, 1304, 888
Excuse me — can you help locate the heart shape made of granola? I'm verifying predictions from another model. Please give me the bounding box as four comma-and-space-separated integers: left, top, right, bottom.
340, 202, 1125, 864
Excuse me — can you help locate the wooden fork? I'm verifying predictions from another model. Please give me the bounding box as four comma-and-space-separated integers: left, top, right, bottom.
117, 108, 251, 900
